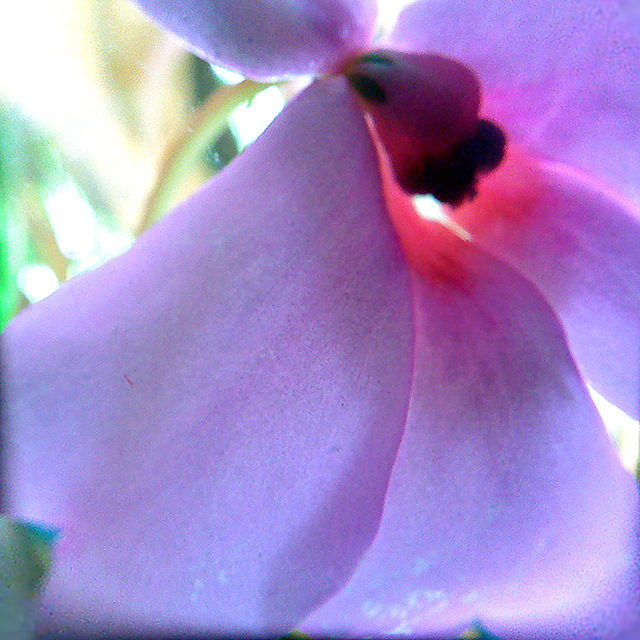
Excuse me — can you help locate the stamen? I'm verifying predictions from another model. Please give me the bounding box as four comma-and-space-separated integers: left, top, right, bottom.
402, 119, 506, 205
347, 73, 386, 104
344, 49, 506, 206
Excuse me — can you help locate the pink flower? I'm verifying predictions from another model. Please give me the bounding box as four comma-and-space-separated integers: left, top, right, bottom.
2, 0, 639, 637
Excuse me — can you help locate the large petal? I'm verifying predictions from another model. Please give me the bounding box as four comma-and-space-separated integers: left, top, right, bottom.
300, 221, 640, 638
0, 78, 414, 635
386, 0, 640, 205
132, 0, 377, 81
451, 153, 640, 420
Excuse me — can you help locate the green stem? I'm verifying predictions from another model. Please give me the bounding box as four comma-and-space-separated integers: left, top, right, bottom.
636, 430, 640, 487
136, 79, 271, 235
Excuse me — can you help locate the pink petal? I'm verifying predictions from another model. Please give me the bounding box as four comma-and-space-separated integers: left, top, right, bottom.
300, 221, 640, 638
132, 0, 377, 80
451, 152, 640, 420
1, 78, 414, 635
386, 0, 640, 204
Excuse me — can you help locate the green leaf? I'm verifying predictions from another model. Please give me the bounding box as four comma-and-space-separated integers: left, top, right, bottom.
0, 516, 59, 639
136, 78, 270, 234
0, 104, 29, 329
459, 621, 503, 639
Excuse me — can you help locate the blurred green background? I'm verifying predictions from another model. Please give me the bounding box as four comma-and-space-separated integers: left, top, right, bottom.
0, 0, 284, 328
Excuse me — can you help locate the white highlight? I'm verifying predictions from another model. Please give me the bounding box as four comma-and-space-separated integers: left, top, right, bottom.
231, 86, 285, 149
413, 194, 473, 240
45, 185, 97, 261
590, 387, 640, 473
375, 0, 415, 39
210, 64, 244, 86
18, 264, 59, 302
45, 183, 133, 277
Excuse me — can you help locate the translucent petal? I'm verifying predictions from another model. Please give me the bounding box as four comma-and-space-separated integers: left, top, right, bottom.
301, 221, 640, 638
133, 0, 377, 80
387, 0, 640, 205
1, 78, 414, 635
452, 153, 640, 419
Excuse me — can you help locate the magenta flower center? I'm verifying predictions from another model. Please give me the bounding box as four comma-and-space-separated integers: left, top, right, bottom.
344, 49, 506, 205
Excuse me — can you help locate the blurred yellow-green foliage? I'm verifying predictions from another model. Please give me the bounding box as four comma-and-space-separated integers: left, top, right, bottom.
0, 0, 246, 327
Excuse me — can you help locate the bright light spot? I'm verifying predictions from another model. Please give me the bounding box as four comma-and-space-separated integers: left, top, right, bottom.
413, 194, 472, 240
95, 227, 133, 259
413, 194, 447, 221
231, 86, 285, 148
66, 227, 133, 278
590, 387, 640, 473
376, 0, 414, 38
210, 64, 244, 85
46, 185, 97, 261
44, 184, 133, 278
18, 264, 59, 302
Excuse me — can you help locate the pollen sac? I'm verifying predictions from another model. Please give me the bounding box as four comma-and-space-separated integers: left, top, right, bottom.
345, 49, 506, 205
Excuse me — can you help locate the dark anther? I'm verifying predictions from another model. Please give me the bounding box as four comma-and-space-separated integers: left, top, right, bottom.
400, 119, 506, 205
469, 120, 506, 173
346, 73, 387, 104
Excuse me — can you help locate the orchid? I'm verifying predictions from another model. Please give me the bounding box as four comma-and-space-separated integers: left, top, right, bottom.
2, 0, 640, 637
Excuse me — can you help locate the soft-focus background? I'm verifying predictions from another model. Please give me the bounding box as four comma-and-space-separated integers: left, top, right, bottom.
0, 0, 638, 473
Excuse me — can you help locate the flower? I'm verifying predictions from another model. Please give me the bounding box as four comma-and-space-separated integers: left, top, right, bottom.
2, 0, 639, 637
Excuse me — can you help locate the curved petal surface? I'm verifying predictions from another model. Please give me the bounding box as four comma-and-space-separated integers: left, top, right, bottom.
451, 153, 640, 419
1, 78, 414, 635
301, 221, 640, 638
387, 0, 640, 204
132, 0, 377, 80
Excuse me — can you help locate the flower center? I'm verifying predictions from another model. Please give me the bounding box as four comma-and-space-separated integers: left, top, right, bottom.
343, 49, 506, 206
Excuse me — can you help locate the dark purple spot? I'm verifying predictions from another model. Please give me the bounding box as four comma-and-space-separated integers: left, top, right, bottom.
346, 73, 387, 104
400, 120, 506, 205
